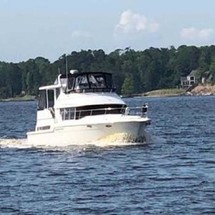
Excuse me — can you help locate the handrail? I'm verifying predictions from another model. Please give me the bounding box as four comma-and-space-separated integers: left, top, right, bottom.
60, 105, 148, 121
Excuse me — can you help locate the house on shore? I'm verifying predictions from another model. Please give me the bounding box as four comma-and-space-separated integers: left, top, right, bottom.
181, 69, 214, 90
180, 70, 196, 89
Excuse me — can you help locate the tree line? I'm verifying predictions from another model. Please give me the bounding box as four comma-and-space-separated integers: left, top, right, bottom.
0, 45, 215, 99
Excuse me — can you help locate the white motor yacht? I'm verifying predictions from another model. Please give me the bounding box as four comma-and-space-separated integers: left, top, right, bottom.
27, 70, 151, 146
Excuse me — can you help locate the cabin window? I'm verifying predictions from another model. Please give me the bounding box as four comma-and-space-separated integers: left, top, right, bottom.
38, 90, 46, 110
48, 90, 54, 108
75, 75, 89, 90
89, 74, 106, 89
68, 77, 75, 90
76, 104, 126, 119
60, 105, 125, 120
63, 72, 115, 93
37, 125, 51, 131
60, 78, 67, 88
60, 108, 75, 120
38, 89, 55, 110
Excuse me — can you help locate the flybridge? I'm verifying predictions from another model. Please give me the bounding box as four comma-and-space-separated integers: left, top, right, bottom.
39, 71, 116, 93
38, 71, 117, 110
40, 71, 115, 92
64, 71, 116, 93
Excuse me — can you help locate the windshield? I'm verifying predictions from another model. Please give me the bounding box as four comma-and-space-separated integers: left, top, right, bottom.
67, 73, 115, 92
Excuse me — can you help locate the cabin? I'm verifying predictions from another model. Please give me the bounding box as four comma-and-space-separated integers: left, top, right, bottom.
36, 71, 126, 128
37, 71, 117, 110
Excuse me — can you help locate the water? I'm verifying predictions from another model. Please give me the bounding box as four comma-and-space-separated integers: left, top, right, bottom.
0, 97, 214, 214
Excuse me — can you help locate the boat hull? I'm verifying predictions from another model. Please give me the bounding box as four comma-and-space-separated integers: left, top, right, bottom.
27, 117, 150, 147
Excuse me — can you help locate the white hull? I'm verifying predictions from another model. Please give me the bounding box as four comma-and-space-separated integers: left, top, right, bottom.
27, 115, 150, 147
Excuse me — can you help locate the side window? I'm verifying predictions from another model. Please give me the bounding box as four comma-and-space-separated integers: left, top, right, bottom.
68, 77, 75, 90
48, 90, 54, 108
38, 90, 46, 110
60, 108, 75, 120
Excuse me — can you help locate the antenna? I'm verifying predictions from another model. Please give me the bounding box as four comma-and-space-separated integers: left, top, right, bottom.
66, 55, 68, 79
65, 55, 69, 93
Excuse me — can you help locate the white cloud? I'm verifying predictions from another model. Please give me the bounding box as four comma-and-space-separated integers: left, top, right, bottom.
180, 27, 215, 42
115, 10, 160, 35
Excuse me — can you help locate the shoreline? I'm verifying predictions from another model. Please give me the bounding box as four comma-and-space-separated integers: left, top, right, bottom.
0, 95, 36, 102
124, 85, 215, 98
1, 84, 215, 101
143, 88, 186, 97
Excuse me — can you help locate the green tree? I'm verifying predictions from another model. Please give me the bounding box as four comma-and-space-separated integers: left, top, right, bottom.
121, 74, 135, 95
209, 56, 215, 82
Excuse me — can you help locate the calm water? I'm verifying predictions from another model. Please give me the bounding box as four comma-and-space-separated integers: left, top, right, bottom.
0, 96, 214, 214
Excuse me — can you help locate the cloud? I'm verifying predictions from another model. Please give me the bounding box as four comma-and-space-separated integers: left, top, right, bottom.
115, 10, 159, 35
180, 27, 215, 42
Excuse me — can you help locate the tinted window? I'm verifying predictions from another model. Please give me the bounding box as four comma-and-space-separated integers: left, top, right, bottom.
48, 90, 54, 108
38, 90, 46, 110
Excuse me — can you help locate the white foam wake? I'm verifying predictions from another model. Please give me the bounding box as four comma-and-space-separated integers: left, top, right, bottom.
0, 132, 151, 149
93, 133, 146, 147
0, 138, 30, 149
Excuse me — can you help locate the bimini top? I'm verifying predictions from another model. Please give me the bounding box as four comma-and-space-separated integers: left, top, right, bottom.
58, 71, 116, 93
39, 71, 116, 93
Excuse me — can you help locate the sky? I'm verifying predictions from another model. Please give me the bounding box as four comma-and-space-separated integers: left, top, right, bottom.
0, 0, 215, 62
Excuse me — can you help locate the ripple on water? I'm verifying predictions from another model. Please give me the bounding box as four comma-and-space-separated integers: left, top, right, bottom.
0, 97, 215, 214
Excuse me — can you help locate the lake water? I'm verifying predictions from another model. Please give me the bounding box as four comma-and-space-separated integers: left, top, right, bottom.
0, 96, 214, 214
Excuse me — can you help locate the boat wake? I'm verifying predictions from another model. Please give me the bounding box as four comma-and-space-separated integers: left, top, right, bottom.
0, 138, 30, 149
0, 132, 152, 149
94, 132, 150, 147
